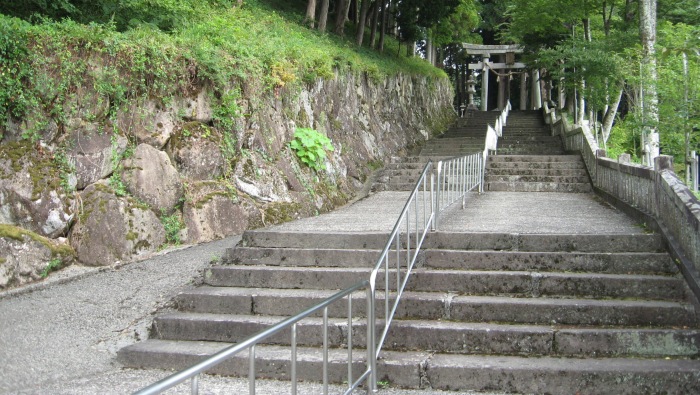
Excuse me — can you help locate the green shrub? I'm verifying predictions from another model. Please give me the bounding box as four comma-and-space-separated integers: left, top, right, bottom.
289, 127, 333, 171
160, 210, 184, 245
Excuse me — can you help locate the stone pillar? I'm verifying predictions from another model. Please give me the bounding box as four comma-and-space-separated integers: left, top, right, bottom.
618, 153, 631, 164
467, 77, 477, 110
481, 54, 490, 111
559, 77, 566, 109
520, 73, 528, 111
497, 56, 506, 111
531, 69, 542, 110
654, 155, 673, 171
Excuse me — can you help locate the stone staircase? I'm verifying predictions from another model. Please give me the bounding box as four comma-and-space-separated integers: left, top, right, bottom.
373, 111, 499, 192
119, 229, 700, 393
485, 110, 593, 192
118, 111, 700, 393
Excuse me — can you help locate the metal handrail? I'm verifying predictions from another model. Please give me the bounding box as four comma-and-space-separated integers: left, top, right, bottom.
134, 161, 436, 395
433, 152, 484, 230
134, 280, 373, 395
134, 102, 510, 393
366, 161, 435, 391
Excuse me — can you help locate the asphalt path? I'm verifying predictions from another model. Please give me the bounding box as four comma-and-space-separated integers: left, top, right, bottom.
0, 236, 239, 394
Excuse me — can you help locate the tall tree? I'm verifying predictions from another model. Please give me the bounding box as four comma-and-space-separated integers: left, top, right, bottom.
318, 0, 330, 32
355, 0, 373, 46
639, 0, 659, 163
335, 0, 352, 36
305, 0, 317, 28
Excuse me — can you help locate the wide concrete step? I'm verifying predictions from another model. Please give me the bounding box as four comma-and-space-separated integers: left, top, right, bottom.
379, 169, 428, 178
499, 136, 559, 142
485, 175, 590, 184
384, 162, 428, 170
423, 233, 667, 254
150, 313, 700, 358
487, 161, 586, 170
487, 168, 587, 177
119, 340, 700, 393
205, 266, 685, 301
376, 176, 424, 185
175, 287, 694, 326
424, 250, 674, 274
496, 150, 568, 156
241, 231, 667, 253
486, 181, 593, 193
118, 341, 382, 386
426, 354, 700, 394
223, 246, 381, 267
239, 231, 390, 250
488, 155, 583, 163
371, 183, 417, 192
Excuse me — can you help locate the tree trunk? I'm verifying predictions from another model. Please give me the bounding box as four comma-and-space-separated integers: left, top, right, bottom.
335, 0, 350, 36
378, 0, 389, 52
624, 0, 636, 24
602, 88, 624, 142
356, 0, 371, 46
426, 38, 433, 65
639, 0, 659, 162
318, 0, 330, 32
304, 0, 317, 28
369, 0, 379, 48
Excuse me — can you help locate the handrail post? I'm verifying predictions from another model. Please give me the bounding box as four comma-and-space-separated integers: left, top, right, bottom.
435, 162, 442, 230
480, 151, 486, 194
367, 286, 377, 393
430, 172, 435, 231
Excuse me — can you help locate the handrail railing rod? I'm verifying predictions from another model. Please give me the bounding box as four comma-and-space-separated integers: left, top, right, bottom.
136, 158, 440, 395
369, 162, 434, 359
134, 280, 369, 395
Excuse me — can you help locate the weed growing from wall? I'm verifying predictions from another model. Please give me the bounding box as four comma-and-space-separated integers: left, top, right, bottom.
160, 209, 184, 245
40, 258, 64, 278
289, 127, 333, 171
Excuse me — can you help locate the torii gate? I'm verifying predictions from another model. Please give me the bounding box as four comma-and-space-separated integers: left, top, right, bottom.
462, 43, 542, 112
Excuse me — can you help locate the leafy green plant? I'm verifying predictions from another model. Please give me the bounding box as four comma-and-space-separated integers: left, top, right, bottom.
40, 258, 64, 278
289, 127, 333, 171
160, 210, 184, 245
109, 172, 128, 197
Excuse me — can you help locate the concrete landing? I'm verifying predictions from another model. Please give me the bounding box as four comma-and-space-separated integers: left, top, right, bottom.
267, 191, 644, 235
439, 192, 644, 234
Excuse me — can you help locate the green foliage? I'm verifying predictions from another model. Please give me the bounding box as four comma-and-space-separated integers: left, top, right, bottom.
160, 209, 184, 245
109, 172, 128, 197
289, 127, 333, 171
53, 147, 76, 193
0, 16, 31, 119
40, 258, 64, 278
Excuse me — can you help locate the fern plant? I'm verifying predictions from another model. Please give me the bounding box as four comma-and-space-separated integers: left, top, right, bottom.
289, 127, 333, 171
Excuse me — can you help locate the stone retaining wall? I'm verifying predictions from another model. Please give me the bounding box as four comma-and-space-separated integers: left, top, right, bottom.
0, 67, 455, 289
546, 105, 700, 300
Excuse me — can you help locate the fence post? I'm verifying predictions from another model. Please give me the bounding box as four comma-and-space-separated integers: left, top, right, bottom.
692, 151, 698, 192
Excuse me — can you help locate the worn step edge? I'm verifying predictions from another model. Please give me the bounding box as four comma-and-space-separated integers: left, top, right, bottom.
152, 313, 700, 358
175, 287, 694, 327
427, 353, 700, 394
118, 340, 700, 393
424, 250, 672, 272
205, 266, 686, 301
240, 231, 390, 250
424, 233, 667, 253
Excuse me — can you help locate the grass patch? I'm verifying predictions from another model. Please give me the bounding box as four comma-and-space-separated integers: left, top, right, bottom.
0, 0, 446, 128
